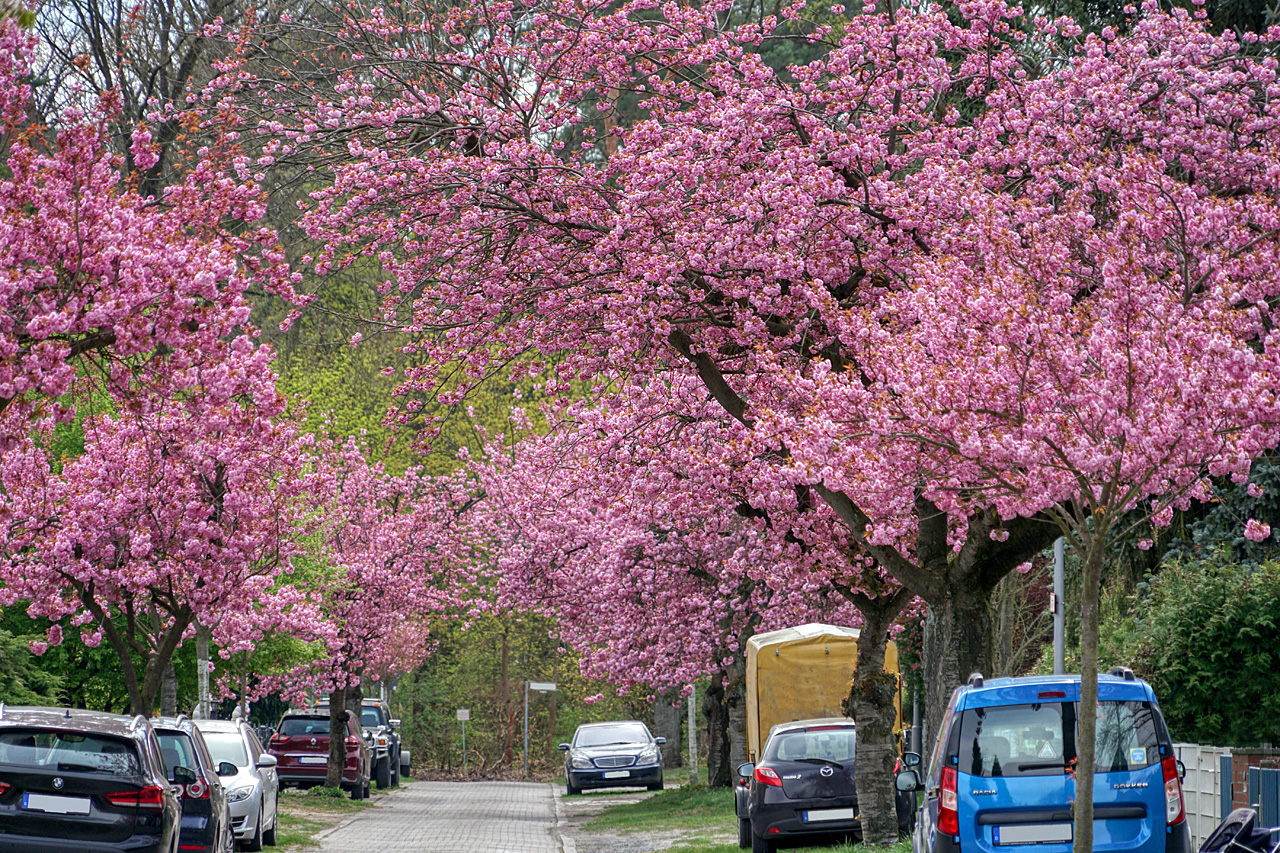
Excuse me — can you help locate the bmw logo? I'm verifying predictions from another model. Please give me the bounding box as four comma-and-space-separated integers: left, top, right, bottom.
53, 777, 64, 789
820, 766, 834, 777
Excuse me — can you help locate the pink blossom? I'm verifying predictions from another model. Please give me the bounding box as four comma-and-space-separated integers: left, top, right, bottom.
1245, 519, 1271, 542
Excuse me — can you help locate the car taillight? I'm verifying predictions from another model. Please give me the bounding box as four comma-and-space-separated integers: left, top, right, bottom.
345, 735, 359, 746
0, 781, 9, 796
894, 757, 901, 773
754, 766, 782, 787
185, 777, 210, 799
939, 765, 959, 835
1162, 756, 1185, 825
105, 785, 167, 810
270, 734, 288, 745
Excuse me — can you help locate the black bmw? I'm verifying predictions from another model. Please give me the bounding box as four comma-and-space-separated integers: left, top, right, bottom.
735, 717, 913, 853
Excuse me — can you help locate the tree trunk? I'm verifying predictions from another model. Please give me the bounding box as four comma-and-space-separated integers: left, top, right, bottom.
1072, 541, 1105, 853
844, 590, 913, 846
653, 688, 683, 768
326, 688, 346, 788
703, 681, 732, 787
922, 588, 993, 742
160, 657, 177, 716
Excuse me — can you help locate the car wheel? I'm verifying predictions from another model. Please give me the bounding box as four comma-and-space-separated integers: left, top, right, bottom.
376, 756, 392, 789
738, 817, 752, 849
390, 759, 400, 787
263, 801, 278, 848
243, 801, 264, 852
647, 781, 663, 791
566, 780, 580, 796
750, 830, 773, 853
364, 777, 371, 799
350, 780, 363, 800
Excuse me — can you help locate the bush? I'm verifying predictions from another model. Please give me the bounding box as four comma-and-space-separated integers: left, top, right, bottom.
1117, 553, 1280, 746
308, 786, 346, 799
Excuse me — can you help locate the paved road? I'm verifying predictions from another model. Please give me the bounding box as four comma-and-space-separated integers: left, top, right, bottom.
311, 781, 573, 853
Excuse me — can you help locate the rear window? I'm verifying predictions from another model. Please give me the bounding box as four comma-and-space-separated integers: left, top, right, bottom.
764, 726, 856, 763
0, 729, 141, 775
279, 717, 332, 737
955, 700, 1159, 778
157, 732, 197, 776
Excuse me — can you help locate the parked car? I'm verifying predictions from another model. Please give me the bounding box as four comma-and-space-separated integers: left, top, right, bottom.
0, 704, 182, 853
193, 718, 279, 852
311, 698, 404, 788
559, 720, 665, 796
266, 709, 371, 800
734, 717, 914, 853
154, 715, 234, 853
896, 668, 1191, 853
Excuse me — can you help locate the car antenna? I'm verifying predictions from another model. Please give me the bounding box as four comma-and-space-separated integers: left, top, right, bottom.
65, 707, 72, 718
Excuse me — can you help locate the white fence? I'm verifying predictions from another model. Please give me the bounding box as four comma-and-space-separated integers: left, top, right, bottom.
1176, 742, 1231, 849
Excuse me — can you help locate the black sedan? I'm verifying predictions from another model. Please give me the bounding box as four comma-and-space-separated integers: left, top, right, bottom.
735, 717, 913, 853
559, 720, 665, 795
0, 705, 182, 853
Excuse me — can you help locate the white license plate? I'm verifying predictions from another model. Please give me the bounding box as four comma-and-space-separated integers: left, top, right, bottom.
24, 793, 91, 815
805, 807, 856, 822
993, 823, 1073, 845
602, 770, 630, 779
298, 756, 328, 765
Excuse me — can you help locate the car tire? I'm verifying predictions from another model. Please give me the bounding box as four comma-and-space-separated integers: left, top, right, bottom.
750, 830, 773, 853
243, 802, 265, 852
566, 781, 580, 796
376, 756, 392, 789
390, 759, 400, 787
350, 780, 363, 800
647, 781, 663, 791
738, 817, 751, 849
263, 803, 278, 847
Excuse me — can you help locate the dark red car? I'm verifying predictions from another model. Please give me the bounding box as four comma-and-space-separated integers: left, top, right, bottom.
266, 711, 370, 800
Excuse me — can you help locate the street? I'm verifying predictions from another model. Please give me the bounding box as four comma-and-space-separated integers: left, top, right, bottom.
308, 781, 571, 853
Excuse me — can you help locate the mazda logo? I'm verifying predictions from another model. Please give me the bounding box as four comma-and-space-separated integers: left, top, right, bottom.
820, 766, 834, 777
53, 777, 64, 789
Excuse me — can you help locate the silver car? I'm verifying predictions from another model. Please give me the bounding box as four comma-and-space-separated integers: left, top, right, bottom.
193, 718, 280, 851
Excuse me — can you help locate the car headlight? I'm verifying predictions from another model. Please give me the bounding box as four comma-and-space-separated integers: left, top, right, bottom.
638, 746, 660, 764
226, 785, 254, 803
570, 756, 593, 769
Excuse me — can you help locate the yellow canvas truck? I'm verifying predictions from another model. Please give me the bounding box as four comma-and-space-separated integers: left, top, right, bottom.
744, 622, 904, 763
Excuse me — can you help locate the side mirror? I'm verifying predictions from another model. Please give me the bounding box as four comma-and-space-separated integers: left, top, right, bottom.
256, 754, 278, 769
1176, 759, 1186, 782
654, 737, 667, 746
737, 762, 755, 779
896, 768, 923, 792
172, 765, 197, 785
901, 751, 922, 768
558, 743, 572, 752
390, 719, 401, 728
217, 761, 239, 777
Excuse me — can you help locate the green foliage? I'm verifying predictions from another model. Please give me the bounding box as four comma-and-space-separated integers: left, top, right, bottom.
0, 629, 63, 705
308, 786, 347, 799
0, 605, 137, 712
390, 611, 653, 774
1105, 553, 1280, 746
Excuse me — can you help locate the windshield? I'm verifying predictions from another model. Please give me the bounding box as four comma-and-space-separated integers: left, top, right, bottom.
764, 726, 856, 763
361, 710, 382, 727
955, 700, 1159, 778
201, 731, 250, 768
575, 724, 651, 747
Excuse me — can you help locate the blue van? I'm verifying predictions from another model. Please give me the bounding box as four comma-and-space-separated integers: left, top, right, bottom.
897, 669, 1191, 853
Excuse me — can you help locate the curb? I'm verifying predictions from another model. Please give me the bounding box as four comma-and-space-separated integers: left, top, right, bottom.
550, 783, 577, 853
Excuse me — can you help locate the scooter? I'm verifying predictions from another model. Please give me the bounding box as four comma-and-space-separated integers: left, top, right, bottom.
1201, 809, 1280, 853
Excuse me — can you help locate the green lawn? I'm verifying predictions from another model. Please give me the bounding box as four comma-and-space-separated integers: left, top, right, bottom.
272, 785, 380, 849
583, 785, 913, 853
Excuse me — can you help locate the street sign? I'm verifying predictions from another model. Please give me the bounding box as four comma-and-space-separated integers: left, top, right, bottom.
457, 708, 470, 721
528, 681, 557, 692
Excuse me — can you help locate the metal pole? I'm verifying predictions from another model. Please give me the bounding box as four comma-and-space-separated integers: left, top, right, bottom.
911, 689, 922, 754
1054, 537, 1065, 675
523, 680, 530, 779
462, 720, 467, 775
687, 684, 698, 783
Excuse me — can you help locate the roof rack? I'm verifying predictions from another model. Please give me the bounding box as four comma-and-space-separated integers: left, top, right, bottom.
0, 701, 5, 720
129, 714, 149, 731
968, 672, 985, 688
1109, 666, 1136, 681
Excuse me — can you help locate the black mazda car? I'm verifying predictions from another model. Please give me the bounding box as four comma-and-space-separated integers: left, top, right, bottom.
0, 704, 182, 853
735, 717, 914, 853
